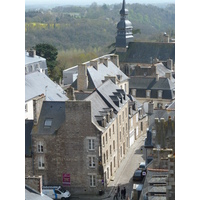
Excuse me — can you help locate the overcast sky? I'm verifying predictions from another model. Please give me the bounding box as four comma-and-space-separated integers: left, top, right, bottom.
25, 0, 175, 6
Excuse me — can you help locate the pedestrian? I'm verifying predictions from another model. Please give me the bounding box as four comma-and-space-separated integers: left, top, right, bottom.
117, 185, 120, 197
123, 187, 126, 199
121, 188, 124, 199
113, 188, 118, 200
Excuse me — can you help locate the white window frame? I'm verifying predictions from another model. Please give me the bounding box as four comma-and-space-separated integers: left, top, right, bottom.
89, 175, 96, 187
89, 139, 95, 150
158, 90, 163, 98
89, 156, 96, 168
146, 90, 151, 98
38, 155, 45, 169
37, 141, 44, 153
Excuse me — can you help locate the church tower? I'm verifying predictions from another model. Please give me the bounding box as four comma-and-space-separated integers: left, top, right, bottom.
116, 0, 134, 52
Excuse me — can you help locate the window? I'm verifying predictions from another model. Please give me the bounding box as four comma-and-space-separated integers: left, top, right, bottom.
114, 156, 116, 168
141, 122, 143, 131
110, 145, 112, 155
102, 136, 105, 147
123, 127, 125, 135
44, 119, 52, 127
119, 115, 121, 125
109, 128, 111, 139
103, 154, 106, 164
158, 90, 163, 98
37, 141, 43, 153
125, 108, 127, 118
113, 140, 115, 151
89, 156, 95, 168
106, 133, 108, 143
38, 155, 45, 169
120, 131, 121, 140
146, 90, 151, 97
120, 146, 122, 157
106, 150, 108, 161
123, 142, 125, 155
55, 190, 61, 195
89, 139, 95, 150
112, 124, 115, 134
89, 175, 96, 187
122, 111, 124, 121
126, 123, 128, 132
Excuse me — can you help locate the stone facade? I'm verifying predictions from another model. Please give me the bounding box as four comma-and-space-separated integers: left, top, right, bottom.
31, 101, 103, 195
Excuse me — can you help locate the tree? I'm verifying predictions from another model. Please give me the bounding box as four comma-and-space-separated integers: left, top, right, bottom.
33, 43, 58, 80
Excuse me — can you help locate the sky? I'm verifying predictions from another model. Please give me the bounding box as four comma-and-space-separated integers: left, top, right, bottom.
25, 0, 175, 6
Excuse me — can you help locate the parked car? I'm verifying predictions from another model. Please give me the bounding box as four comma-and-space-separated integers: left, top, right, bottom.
133, 169, 143, 181
43, 186, 71, 200
138, 162, 146, 171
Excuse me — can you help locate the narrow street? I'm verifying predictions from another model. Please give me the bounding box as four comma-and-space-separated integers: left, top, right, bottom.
106, 133, 146, 200
70, 133, 146, 200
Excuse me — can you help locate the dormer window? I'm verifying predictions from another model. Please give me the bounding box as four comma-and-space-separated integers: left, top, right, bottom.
44, 119, 52, 128
131, 89, 136, 97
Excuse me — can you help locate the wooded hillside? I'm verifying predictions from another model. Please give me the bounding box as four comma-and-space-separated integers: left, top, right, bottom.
25, 3, 175, 55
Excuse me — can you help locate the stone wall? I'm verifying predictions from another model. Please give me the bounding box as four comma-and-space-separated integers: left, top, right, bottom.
25, 175, 42, 194
32, 101, 102, 195
25, 157, 33, 176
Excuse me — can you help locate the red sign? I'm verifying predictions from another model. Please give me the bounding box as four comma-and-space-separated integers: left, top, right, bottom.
63, 174, 70, 186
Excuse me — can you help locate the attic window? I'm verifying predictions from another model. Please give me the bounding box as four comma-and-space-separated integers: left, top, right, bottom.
44, 119, 52, 127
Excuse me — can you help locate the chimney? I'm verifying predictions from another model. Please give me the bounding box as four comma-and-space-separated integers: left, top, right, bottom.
163, 32, 169, 43
90, 59, 99, 70
165, 72, 172, 80
167, 59, 173, 70
148, 101, 154, 115
100, 57, 108, 67
28, 49, 36, 57
104, 76, 117, 84
77, 63, 88, 91
66, 86, 75, 100
110, 54, 119, 68
156, 74, 159, 81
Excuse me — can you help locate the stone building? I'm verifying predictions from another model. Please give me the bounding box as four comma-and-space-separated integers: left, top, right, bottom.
63, 54, 129, 95
128, 95, 148, 146
129, 64, 175, 108
115, 1, 175, 76
27, 79, 133, 195
85, 79, 129, 185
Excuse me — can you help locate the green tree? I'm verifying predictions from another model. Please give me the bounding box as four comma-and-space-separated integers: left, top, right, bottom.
33, 43, 58, 80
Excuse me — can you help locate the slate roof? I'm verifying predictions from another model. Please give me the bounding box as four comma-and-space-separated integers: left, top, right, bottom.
25, 120, 34, 156
32, 101, 65, 135
25, 51, 47, 74
85, 90, 116, 130
96, 79, 129, 112
129, 77, 175, 99
71, 59, 129, 90
130, 63, 174, 80
117, 42, 175, 64
25, 71, 68, 102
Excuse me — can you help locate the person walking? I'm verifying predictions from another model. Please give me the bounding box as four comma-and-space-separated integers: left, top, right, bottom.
123, 187, 126, 199
113, 188, 118, 200
117, 185, 120, 197
121, 188, 124, 199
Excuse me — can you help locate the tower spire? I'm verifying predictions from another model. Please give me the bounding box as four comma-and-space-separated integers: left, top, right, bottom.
120, 0, 128, 17
116, 0, 133, 52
